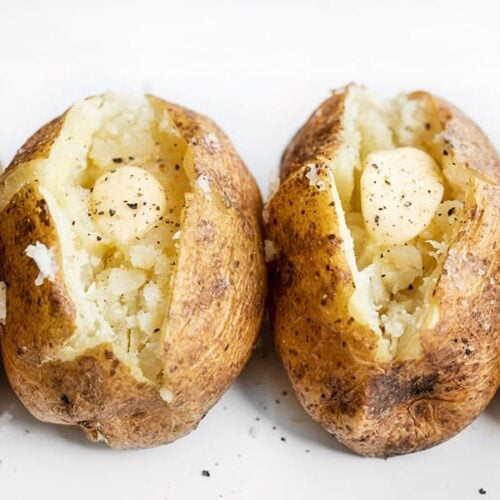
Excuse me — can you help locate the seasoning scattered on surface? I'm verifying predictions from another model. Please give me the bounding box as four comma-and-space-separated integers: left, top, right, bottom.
478, 488, 486, 495
201, 470, 210, 477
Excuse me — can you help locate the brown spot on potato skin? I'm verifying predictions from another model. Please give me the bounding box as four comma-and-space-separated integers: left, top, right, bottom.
36, 199, 51, 226
367, 372, 438, 418
195, 219, 217, 242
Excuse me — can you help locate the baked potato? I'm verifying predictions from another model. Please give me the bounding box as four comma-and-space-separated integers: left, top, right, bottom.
0, 93, 265, 449
265, 84, 499, 457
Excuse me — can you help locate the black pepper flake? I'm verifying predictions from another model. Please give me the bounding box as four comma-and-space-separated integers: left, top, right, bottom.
153, 328, 160, 333
112, 157, 123, 164
374, 215, 380, 226
447, 207, 456, 216
175, 164, 180, 170
443, 150, 449, 156
126, 202, 138, 209
109, 209, 116, 216
96, 236, 102, 241
201, 470, 210, 477
478, 488, 486, 495
128, 156, 135, 161
425, 122, 431, 130
72, 221, 76, 226
280, 437, 286, 442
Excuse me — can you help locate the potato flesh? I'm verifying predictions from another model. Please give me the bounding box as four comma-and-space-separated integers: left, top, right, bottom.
332, 87, 464, 359
38, 94, 190, 384
360, 147, 444, 245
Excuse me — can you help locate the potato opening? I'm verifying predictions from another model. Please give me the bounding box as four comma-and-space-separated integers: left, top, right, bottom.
28, 94, 193, 387
329, 87, 468, 360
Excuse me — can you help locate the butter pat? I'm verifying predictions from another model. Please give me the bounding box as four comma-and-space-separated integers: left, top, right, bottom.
91, 166, 166, 244
360, 147, 443, 245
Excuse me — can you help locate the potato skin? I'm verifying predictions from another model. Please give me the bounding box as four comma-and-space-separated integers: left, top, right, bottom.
0, 96, 266, 449
266, 86, 499, 457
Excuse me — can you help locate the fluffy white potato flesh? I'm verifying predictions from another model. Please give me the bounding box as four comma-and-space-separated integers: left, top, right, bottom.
10, 93, 193, 387
326, 87, 467, 361
360, 147, 444, 245
91, 166, 167, 244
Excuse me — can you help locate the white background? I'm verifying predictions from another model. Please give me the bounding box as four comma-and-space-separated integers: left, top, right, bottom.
0, 1, 498, 499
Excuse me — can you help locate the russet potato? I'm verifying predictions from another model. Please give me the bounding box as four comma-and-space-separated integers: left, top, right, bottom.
265, 84, 499, 457
0, 93, 266, 449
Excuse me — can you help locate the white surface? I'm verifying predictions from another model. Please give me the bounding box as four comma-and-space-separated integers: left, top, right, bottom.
0, 1, 499, 499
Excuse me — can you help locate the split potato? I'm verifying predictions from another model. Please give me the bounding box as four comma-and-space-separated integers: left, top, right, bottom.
265, 84, 499, 456
0, 93, 265, 449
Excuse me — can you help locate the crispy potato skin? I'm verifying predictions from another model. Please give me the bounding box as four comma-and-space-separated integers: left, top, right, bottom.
266, 86, 499, 457
0, 96, 266, 449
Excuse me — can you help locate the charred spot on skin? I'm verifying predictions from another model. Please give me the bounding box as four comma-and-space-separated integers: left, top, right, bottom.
408, 373, 439, 397
60, 394, 71, 405
368, 372, 439, 416
20, 218, 36, 237
77, 420, 95, 430
36, 199, 51, 226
